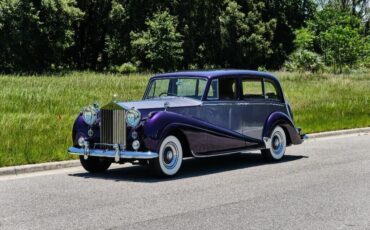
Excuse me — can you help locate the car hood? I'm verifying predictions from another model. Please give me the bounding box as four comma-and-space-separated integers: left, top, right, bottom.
116, 97, 202, 110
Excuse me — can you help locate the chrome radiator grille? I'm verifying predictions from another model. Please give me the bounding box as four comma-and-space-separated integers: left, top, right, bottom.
100, 109, 126, 147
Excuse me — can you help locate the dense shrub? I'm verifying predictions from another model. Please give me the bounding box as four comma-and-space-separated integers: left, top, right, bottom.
112, 62, 138, 74
284, 49, 324, 72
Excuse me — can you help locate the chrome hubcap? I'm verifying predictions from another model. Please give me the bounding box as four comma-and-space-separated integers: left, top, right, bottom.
273, 137, 280, 149
162, 142, 179, 169
165, 150, 173, 162
272, 131, 284, 154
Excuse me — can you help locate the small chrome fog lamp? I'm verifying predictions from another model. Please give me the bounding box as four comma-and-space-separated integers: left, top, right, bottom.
132, 140, 140, 150
78, 137, 86, 147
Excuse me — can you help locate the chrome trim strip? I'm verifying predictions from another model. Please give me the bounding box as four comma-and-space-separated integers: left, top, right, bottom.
191, 147, 264, 158
68, 147, 158, 159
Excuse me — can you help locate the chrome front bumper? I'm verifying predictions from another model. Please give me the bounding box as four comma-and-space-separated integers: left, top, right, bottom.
68, 146, 159, 162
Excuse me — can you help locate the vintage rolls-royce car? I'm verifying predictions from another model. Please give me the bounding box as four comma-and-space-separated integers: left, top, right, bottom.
68, 70, 306, 176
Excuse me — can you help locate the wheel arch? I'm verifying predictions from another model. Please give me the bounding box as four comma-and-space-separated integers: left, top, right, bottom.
263, 111, 302, 145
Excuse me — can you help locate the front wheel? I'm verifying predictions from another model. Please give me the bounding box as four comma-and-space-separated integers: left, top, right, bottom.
149, 135, 183, 177
261, 126, 287, 161
79, 156, 111, 173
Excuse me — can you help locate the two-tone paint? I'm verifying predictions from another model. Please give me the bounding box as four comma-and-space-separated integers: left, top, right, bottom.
70, 70, 305, 160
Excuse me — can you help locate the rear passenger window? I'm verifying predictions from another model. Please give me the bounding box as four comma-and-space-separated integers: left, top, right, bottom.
242, 79, 263, 99
219, 78, 237, 100
264, 80, 280, 101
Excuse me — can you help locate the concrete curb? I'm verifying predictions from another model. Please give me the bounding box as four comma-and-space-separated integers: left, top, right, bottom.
307, 127, 370, 139
0, 127, 369, 176
0, 160, 80, 176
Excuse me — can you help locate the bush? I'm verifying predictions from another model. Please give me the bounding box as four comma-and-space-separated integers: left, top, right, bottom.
112, 62, 138, 74
284, 49, 324, 73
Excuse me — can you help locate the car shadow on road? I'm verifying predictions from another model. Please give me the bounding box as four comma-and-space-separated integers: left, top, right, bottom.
69, 153, 308, 183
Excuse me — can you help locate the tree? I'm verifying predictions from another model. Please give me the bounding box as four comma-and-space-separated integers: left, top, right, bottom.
67, 0, 111, 70
292, 7, 369, 73
219, 0, 276, 68
293, 28, 315, 50
321, 25, 365, 72
104, 0, 130, 67
262, 0, 317, 68
0, 0, 82, 72
315, 0, 369, 19
130, 10, 183, 72
284, 27, 324, 72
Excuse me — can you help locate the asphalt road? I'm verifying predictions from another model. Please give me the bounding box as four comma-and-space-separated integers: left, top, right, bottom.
0, 133, 369, 230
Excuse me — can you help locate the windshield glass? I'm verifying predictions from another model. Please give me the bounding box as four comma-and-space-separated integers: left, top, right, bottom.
145, 77, 207, 100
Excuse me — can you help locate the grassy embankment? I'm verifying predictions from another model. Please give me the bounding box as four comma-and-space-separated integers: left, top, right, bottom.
0, 71, 369, 167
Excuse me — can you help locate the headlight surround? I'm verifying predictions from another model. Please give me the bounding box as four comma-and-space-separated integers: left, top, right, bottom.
81, 104, 99, 126
126, 109, 141, 128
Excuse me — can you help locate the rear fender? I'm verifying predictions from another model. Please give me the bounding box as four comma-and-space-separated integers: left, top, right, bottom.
262, 111, 303, 145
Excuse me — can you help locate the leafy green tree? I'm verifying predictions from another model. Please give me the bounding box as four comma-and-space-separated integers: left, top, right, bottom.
321, 25, 365, 73
308, 8, 368, 72
177, 0, 223, 69
285, 27, 324, 72
219, 0, 276, 68
130, 10, 183, 72
68, 0, 111, 70
0, 0, 82, 72
262, 0, 317, 68
315, 0, 369, 19
294, 28, 315, 49
104, 0, 130, 67
290, 7, 369, 73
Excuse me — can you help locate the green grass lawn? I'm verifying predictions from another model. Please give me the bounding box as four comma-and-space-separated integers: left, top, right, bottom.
0, 71, 369, 167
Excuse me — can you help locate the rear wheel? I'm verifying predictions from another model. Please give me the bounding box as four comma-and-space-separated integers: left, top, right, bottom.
261, 126, 287, 161
149, 135, 183, 177
79, 156, 111, 173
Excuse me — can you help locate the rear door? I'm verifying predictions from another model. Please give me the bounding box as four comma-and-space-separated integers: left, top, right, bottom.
240, 76, 286, 140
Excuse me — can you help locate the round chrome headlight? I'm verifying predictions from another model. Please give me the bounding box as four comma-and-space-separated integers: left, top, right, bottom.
81, 105, 99, 126
126, 109, 141, 127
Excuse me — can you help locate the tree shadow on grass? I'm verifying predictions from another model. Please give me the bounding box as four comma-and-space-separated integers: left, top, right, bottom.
69, 153, 308, 183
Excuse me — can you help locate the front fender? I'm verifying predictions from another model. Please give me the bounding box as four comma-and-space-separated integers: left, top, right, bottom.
262, 111, 303, 145
72, 114, 100, 146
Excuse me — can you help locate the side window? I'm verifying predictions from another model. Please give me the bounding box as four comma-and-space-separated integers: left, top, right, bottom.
177, 79, 197, 97
148, 79, 170, 98
207, 78, 238, 100
264, 80, 280, 101
242, 79, 264, 99
219, 78, 237, 100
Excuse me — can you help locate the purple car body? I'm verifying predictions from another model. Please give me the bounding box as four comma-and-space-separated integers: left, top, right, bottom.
69, 70, 305, 175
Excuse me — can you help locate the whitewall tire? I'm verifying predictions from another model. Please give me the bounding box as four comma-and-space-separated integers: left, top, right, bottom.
150, 135, 183, 177
261, 126, 287, 161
